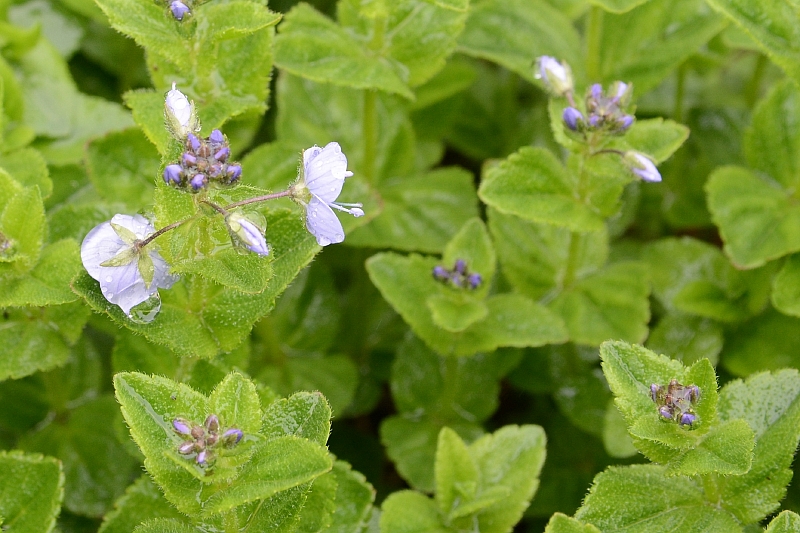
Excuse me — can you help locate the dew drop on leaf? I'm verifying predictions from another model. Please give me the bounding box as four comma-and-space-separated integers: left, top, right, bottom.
127, 294, 162, 324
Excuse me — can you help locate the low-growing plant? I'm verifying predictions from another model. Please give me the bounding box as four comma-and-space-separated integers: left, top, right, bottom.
2, 0, 800, 532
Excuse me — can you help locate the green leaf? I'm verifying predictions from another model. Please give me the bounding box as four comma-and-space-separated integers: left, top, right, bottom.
379, 491, 448, 533
544, 513, 601, 533
209, 372, 262, 435
479, 147, 605, 232
323, 460, 375, 533
19, 395, 140, 517
338, 0, 470, 88
0, 239, 81, 306
86, 128, 160, 211
722, 308, 800, 377
609, 118, 690, 164
262, 391, 332, 447
274, 4, 413, 99
346, 167, 480, 253
0, 185, 45, 276
705, 0, 800, 85
111, 330, 179, 378
435, 427, 479, 517
296, 469, 337, 533
602, 402, 637, 459
381, 416, 482, 492
457, 0, 582, 83
773, 254, 800, 317
589, 0, 647, 13
241, 140, 300, 192
195, 1, 281, 42
98, 476, 185, 533
663, 418, 754, 476
258, 356, 358, 416
716, 369, 800, 523
237, 486, 309, 532
642, 237, 750, 322
0, 450, 64, 533
600, 341, 719, 462
200, 436, 333, 516
0, 301, 89, 381
123, 90, 174, 156
368, 251, 568, 356
575, 465, 742, 532
646, 314, 723, 366
598, 0, 727, 93
0, 147, 52, 198
767, 511, 800, 533
134, 519, 195, 533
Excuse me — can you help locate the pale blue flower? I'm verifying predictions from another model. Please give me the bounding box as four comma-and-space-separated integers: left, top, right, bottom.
292, 142, 363, 247
165, 83, 198, 139
81, 214, 177, 314
226, 213, 269, 256
626, 152, 661, 183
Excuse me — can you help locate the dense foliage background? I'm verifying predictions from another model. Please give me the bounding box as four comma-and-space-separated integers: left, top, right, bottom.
4, 0, 800, 531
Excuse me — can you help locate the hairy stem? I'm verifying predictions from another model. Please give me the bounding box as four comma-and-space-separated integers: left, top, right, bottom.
138, 217, 195, 249
223, 190, 293, 210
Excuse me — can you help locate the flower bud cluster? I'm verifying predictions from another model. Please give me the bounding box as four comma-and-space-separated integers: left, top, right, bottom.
432, 259, 482, 290
650, 380, 700, 428
563, 82, 634, 135
169, 0, 190, 20
163, 130, 242, 192
172, 414, 243, 467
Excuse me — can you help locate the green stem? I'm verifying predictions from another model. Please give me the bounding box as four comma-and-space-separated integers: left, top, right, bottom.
137, 216, 195, 249
586, 6, 604, 82
745, 54, 768, 109
674, 62, 687, 123
223, 190, 293, 210
363, 90, 378, 184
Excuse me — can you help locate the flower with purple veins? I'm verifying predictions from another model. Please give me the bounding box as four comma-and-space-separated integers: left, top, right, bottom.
290, 142, 364, 247
81, 214, 178, 315
225, 213, 269, 256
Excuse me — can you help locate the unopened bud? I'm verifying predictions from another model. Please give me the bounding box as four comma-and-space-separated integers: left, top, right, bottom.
563, 107, 584, 131
226, 213, 269, 256
658, 406, 673, 420
679, 412, 696, 427
165, 83, 198, 139
222, 428, 243, 446
205, 414, 219, 433
467, 273, 482, 290
163, 165, 182, 185
209, 129, 225, 144
226, 164, 242, 182
173, 418, 192, 436
190, 174, 207, 190
178, 441, 195, 455
432, 266, 449, 281
169, 0, 190, 20
536, 56, 573, 96
625, 152, 661, 183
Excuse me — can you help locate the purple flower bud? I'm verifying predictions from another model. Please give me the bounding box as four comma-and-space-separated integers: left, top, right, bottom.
454, 259, 467, 274
209, 129, 224, 144
214, 147, 230, 162
163, 165, 182, 185
433, 266, 450, 281
226, 164, 242, 182
626, 152, 661, 183
173, 418, 192, 435
658, 405, 673, 420
187, 133, 201, 152
468, 273, 482, 290
222, 428, 243, 446
687, 385, 701, 403
183, 152, 197, 166
562, 107, 584, 131
191, 426, 204, 439
169, 0, 190, 20
206, 433, 218, 447
679, 412, 696, 427
208, 163, 223, 178
618, 115, 634, 131
190, 174, 207, 190
196, 449, 207, 465
450, 272, 466, 289
205, 414, 219, 433
178, 441, 195, 455
588, 114, 601, 128
650, 384, 660, 403
590, 83, 603, 101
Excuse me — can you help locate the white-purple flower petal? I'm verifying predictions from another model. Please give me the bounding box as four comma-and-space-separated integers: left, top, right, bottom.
306, 195, 345, 247
80, 214, 178, 315
303, 142, 353, 203
627, 152, 661, 183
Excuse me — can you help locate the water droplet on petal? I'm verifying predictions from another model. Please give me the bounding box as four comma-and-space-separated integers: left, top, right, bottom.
335, 233, 343, 241
105, 275, 113, 283
312, 210, 318, 218
127, 294, 162, 324
106, 292, 114, 299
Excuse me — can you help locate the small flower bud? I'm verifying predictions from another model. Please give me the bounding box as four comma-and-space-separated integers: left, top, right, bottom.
226, 164, 242, 182
178, 441, 195, 455
432, 266, 450, 281
625, 152, 661, 183
468, 273, 482, 290
679, 412, 696, 427
562, 107, 584, 131
187, 133, 201, 152
687, 385, 701, 403
169, 0, 190, 20
206, 433, 219, 447
209, 129, 225, 144
610, 81, 631, 104
588, 114, 601, 128
163, 165, 182, 185
618, 115, 634, 132
650, 384, 660, 403
536, 56, 573, 96
183, 152, 197, 166
208, 163, 223, 178
222, 428, 243, 446
214, 147, 230, 162
205, 414, 219, 433
165, 83, 198, 139
658, 405, 673, 420
196, 449, 207, 465
173, 418, 192, 436
191, 425, 205, 439
226, 213, 269, 256
190, 174, 207, 190
454, 259, 467, 274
